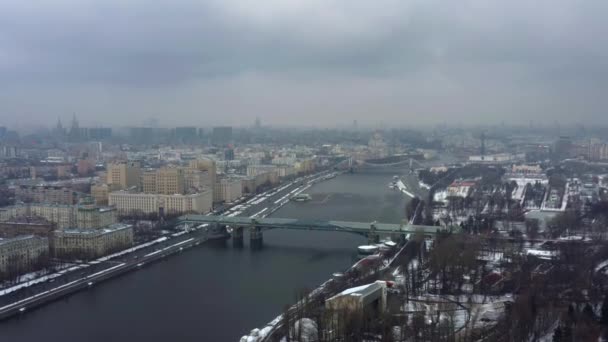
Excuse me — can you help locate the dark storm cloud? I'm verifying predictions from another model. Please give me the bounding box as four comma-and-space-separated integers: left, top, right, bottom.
0, 0, 607, 126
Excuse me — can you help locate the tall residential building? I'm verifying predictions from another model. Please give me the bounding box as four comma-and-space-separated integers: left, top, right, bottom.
553, 136, 573, 159
189, 160, 216, 186
213, 178, 243, 203
184, 168, 211, 193
142, 167, 187, 195
142, 170, 158, 194
590, 143, 608, 161
224, 148, 235, 161
91, 184, 110, 205
0, 235, 49, 275
76, 205, 117, 229
106, 161, 141, 190
174, 127, 198, 142
212, 126, 233, 147
156, 167, 185, 195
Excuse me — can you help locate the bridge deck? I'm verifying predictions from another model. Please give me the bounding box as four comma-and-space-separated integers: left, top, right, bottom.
179, 215, 455, 235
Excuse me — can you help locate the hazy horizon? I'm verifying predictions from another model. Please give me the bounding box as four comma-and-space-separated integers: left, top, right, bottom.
1, 1, 607, 128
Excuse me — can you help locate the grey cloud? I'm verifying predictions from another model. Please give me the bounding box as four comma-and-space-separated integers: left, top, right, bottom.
0, 0, 607, 126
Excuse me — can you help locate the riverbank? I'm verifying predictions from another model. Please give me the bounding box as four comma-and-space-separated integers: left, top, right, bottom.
0, 228, 227, 321
0, 168, 399, 342
244, 237, 415, 342
0, 170, 338, 323
241, 171, 422, 341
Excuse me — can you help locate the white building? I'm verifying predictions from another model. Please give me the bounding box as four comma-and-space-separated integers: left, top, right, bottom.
109, 190, 212, 215
247, 164, 278, 177
447, 180, 476, 198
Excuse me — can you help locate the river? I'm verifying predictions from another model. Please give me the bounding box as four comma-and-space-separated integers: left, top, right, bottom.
0, 169, 410, 341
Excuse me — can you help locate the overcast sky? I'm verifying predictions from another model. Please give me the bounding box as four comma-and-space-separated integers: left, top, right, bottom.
1, 0, 607, 128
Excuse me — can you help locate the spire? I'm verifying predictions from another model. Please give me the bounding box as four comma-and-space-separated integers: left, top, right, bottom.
69, 113, 80, 141
71, 113, 79, 129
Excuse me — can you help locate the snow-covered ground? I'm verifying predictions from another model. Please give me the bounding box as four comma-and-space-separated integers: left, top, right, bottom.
525, 248, 558, 260
396, 180, 415, 198
508, 177, 548, 207
595, 259, 608, 273
433, 190, 448, 203
419, 181, 431, 190
0, 263, 90, 296
0, 235, 173, 296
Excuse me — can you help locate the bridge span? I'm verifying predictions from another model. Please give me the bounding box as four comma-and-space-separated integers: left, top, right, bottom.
177, 214, 458, 247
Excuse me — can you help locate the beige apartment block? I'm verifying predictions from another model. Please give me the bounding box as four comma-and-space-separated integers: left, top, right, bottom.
51, 223, 133, 260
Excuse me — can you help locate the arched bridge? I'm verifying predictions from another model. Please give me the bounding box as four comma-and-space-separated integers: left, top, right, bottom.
177, 214, 459, 247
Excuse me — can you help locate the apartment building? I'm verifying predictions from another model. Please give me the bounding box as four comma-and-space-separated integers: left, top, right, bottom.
184, 169, 211, 193
142, 170, 158, 193
109, 190, 212, 216
50, 223, 133, 260
14, 185, 75, 205
0, 204, 117, 229
106, 161, 141, 190
155, 167, 185, 195
189, 159, 216, 185
213, 177, 243, 203
91, 183, 110, 206
0, 219, 54, 238
0, 235, 49, 275
246, 164, 277, 177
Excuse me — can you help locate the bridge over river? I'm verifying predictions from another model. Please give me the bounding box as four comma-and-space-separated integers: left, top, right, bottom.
177, 214, 459, 247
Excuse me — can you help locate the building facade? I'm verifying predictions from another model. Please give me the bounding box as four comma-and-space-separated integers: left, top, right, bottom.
109, 190, 212, 216
14, 185, 75, 205
184, 169, 211, 193
155, 167, 185, 195
213, 178, 243, 203
211, 126, 232, 147
91, 184, 110, 206
0, 235, 49, 275
189, 160, 216, 185
0, 220, 54, 238
50, 223, 133, 260
106, 161, 141, 190
0, 204, 116, 230
247, 164, 277, 177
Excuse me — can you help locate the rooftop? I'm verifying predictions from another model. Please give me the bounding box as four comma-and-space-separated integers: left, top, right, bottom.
0, 235, 44, 246
57, 223, 132, 235
328, 281, 387, 301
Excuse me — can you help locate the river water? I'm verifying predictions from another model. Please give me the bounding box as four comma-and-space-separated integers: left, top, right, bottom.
0, 169, 409, 342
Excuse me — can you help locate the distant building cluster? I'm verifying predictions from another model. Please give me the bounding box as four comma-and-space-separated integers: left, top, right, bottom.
0, 119, 325, 281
